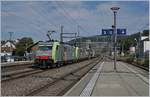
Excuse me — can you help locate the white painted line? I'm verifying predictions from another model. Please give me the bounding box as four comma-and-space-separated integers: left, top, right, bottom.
80, 61, 104, 96
63, 69, 89, 96
64, 61, 102, 96
121, 62, 149, 84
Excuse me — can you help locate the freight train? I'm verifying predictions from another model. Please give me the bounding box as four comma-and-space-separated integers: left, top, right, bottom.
33, 41, 95, 68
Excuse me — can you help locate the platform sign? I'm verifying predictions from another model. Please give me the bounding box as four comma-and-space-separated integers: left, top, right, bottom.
117, 29, 126, 35
102, 29, 126, 35
102, 29, 113, 35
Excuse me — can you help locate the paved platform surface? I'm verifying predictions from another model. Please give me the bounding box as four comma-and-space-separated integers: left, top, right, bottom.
65, 60, 149, 96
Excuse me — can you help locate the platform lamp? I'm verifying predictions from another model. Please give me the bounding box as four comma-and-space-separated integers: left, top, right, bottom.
110, 7, 120, 71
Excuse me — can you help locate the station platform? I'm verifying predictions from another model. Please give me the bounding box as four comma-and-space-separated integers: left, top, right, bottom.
64, 60, 149, 96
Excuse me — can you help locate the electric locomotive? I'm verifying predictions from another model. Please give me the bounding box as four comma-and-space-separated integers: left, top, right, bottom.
34, 41, 61, 68
34, 41, 95, 68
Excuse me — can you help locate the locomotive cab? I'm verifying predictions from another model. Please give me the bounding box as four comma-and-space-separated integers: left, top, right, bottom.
34, 42, 59, 68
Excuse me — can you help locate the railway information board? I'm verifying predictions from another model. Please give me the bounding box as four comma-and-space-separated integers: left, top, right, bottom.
102, 29, 127, 35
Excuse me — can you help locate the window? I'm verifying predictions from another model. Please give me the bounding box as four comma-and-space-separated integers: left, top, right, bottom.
38, 46, 52, 51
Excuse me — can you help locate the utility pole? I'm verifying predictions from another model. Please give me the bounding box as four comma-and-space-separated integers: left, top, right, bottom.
8, 32, 14, 41
138, 32, 141, 58
134, 38, 138, 59
77, 25, 80, 37
110, 30, 113, 56
111, 7, 120, 71
77, 25, 80, 47
8, 32, 14, 53
60, 25, 64, 42
75, 33, 77, 47
60, 25, 76, 46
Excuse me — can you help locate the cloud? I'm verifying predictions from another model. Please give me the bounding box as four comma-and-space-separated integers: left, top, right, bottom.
1, 12, 16, 16
1, 1, 149, 42
96, 1, 120, 12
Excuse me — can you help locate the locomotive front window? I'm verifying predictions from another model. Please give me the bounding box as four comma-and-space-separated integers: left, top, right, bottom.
38, 46, 52, 51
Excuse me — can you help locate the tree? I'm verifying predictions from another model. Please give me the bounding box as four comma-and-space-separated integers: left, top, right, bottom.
142, 30, 149, 36
15, 37, 34, 56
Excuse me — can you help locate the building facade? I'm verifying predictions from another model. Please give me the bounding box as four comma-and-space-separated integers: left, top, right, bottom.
1, 40, 16, 56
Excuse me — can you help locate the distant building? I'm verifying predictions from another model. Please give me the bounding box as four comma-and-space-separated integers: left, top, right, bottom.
14, 39, 20, 44
137, 36, 149, 58
129, 46, 136, 54
1, 40, 16, 56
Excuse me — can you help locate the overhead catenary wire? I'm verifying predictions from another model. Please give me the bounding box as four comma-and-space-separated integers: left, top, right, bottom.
56, 2, 91, 35
4, 3, 69, 42
27, 4, 57, 33
3, 5, 49, 37
53, 2, 76, 32
3, 12, 46, 38
52, 2, 79, 41
32, 4, 59, 30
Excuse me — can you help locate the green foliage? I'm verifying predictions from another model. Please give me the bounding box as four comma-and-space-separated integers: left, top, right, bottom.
15, 37, 34, 56
136, 58, 144, 65
69, 29, 149, 55
142, 30, 149, 36
117, 30, 148, 53
69, 35, 113, 45
144, 59, 149, 67
126, 57, 134, 63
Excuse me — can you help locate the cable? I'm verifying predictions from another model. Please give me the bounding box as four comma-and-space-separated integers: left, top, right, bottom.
31, 4, 59, 30
3, 4, 49, 36
53, 2, 76, 31
56, 2, 91, 35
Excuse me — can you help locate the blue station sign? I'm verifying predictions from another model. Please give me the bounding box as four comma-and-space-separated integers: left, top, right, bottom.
102, 29, 127, 35
117, 29, 126, 35
102, 29, 113, 35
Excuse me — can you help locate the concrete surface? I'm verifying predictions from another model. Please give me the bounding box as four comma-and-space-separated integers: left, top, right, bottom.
64, 60, 149, 96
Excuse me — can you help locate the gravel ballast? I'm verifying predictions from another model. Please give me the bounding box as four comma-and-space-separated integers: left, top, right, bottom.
2, 58, 97, 96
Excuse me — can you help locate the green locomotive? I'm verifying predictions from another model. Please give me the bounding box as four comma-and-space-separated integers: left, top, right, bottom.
34, 41, 94, 68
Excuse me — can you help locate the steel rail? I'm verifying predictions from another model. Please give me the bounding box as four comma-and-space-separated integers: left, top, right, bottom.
25, 57, 101, 96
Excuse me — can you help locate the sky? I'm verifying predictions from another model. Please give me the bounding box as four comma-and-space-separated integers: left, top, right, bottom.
1, 1, 149, 42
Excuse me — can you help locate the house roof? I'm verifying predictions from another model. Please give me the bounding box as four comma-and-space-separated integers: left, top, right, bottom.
142, 38, 149, 41
1, 41, 6, 46
1, 40, 16, 47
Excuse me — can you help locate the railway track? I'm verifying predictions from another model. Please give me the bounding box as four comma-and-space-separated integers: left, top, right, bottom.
1, 68, 43, 82
26, 57, 102, 96
1, 58, 97, 83
1, 61, 33, 72
2, 57, 101, 96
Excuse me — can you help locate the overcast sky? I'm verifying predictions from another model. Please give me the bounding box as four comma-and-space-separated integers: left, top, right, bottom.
1, 1, 149, 42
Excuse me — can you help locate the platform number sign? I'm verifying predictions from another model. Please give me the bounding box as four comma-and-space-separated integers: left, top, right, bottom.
117, 29, 126, 35
102, 29, 113, 35
102, 29, 126, 35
